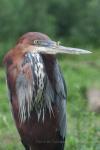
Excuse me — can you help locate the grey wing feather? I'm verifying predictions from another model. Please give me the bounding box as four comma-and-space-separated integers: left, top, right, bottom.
54, 61, 67, 138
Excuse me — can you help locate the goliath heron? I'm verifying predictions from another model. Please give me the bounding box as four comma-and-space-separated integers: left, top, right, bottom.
3, 32, 91, 150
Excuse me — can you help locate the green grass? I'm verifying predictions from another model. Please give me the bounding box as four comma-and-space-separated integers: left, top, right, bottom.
0, 51, 100, 150
0, 70, 23, 149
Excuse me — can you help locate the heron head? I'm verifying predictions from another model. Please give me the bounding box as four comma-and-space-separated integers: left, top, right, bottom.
17, 32, 91, 55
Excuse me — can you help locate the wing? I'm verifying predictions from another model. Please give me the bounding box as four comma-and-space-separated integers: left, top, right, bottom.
54, 61, 67, 139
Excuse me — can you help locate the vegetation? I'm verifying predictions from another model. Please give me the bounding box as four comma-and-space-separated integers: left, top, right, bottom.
0, 0, 100, 149
60, 53, 100, 150
0, 0, 100, 45
0, 52, 100, 150
0, 0, 100, 65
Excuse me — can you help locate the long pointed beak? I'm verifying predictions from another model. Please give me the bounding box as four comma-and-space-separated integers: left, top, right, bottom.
33, 45, 92, 55
26, 40, 92, 55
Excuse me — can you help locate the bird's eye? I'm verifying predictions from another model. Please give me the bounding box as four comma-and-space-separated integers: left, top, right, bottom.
34, 40, 39, 45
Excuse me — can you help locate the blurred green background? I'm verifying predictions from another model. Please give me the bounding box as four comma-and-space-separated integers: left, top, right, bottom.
0, 0, 100, 149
